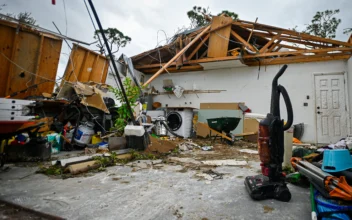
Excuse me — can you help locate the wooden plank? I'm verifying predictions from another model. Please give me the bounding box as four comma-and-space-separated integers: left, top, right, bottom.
141, 65, 203, 74
200, 49, 208, 58
267, 39, 282, 52
187, 34, 210, 60
34, 37, 62, 95
252, 32, 333, 48
244, 47, 352, 59
259, 33, 281, 53
30, 35, 44, 96
6, 32, 41, 98
88, 55, 99, 81
244, 54, 350, 66
62, 45, 86, 83
247, 17, 258, 43
90, 57, 106, 82
230, 30, 257, 52
143, 25, 211, 85
175, 36, 183, 69
0, 25, 16, 97
235, 19, 352, 47
77, 51, 91, 82
188, 55, 240, 64
101, 60, 109, 83
208, 16, 233, 58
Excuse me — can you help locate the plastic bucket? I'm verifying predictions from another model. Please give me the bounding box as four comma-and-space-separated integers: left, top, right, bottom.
322, 149, 352, 172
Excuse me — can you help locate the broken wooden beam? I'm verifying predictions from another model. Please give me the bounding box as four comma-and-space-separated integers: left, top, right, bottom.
143, 25, 211, 86
230, 30, 257, 52
247, 17, 258, 43
259, 33, 282, 53
187, 34, 210, 60
244, 54, 351, 66
244, 47, 352, 59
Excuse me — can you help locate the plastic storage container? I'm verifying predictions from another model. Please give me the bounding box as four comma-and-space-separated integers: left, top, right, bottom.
74, 122, 95, 145
322, 149, 352, 172
125, 125, 149, 150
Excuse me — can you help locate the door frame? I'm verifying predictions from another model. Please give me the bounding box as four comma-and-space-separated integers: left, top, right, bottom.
312, 72, 350, 145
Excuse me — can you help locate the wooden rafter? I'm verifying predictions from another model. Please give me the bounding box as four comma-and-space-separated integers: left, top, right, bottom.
259, 33, 282, 53
133, 18, 352, 74
187, 34, 210, 60
230, 30, 257, 52
244, 54, 350, 66
141, 65, 203, 74
143, 25, 211, 85
244, 47, 352, 59
268, 39, 282, 52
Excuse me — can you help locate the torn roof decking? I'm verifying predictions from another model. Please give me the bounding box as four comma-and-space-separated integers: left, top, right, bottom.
132, 17, 352, 75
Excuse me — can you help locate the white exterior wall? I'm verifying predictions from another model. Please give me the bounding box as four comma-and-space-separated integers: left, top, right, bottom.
147, 60, 349, 143
348, 57, 352, 133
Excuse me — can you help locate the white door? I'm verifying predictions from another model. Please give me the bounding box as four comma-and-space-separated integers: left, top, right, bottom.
315, 73, 348, 144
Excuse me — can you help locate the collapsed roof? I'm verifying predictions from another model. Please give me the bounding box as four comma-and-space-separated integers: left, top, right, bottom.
132, 16, 352, 79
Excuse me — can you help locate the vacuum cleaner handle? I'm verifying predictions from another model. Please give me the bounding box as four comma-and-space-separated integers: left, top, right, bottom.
278, 85, 293, 130
272, 65, 288, 86
270, 65, 288, 115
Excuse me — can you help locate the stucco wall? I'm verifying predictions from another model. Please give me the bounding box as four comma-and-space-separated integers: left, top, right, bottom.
347, 57, 352, 134
147, 60, 348, 143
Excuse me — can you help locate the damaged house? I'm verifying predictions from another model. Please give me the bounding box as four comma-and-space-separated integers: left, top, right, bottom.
132, 16, 352, 144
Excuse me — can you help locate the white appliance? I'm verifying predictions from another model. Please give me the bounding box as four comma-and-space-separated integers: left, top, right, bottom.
147, 110, 165, 122
166, 108, 193, 138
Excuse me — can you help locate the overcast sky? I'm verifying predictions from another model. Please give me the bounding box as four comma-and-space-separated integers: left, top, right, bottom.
1, 0, 352, 77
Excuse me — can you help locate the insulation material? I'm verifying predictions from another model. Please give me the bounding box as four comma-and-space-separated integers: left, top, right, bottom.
62, 44, 109, 84
0, 20, 62, 98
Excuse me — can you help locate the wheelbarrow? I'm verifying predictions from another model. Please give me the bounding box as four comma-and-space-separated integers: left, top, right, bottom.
206, 117, 241, 144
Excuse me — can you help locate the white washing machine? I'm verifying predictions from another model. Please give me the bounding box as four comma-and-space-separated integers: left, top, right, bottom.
166, 109, 193, 138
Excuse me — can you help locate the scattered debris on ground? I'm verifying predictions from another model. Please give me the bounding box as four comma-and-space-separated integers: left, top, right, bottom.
263, 205, 275, 213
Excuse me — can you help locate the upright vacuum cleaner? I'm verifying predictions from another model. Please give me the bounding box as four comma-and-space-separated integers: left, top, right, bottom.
244, 64, 294, 202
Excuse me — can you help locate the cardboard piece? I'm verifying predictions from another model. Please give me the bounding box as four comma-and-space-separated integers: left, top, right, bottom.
243, 118, 259, 133
200, 102, 245, 110
146, 136, 177, 153
196, 122, 211, 138
57, 81, 109, 113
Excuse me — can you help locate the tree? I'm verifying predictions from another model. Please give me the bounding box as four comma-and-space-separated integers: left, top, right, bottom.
187, 6, 239, 28
343, 28, 352, 35
305, 9, 341, 39
94, 28, 131, 56
187, 6, 211, 28
217, 10, 238, 20
16, 12, 36, 25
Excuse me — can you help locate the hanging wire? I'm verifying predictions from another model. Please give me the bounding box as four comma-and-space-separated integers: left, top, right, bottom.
62, 0, 68, 36
83, 0, 119, 89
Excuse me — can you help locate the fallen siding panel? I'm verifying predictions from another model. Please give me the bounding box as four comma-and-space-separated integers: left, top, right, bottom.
62, 44, 109, 85
0, 20, 62, 98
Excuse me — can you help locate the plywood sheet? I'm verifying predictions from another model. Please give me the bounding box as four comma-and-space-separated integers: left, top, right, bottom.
0, 25, 15, 96
0, 21, 63, 98
207, 16, 233, 58
33, 37, 62, 96
5, 32, 41, 98
62, 44, 110, 84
